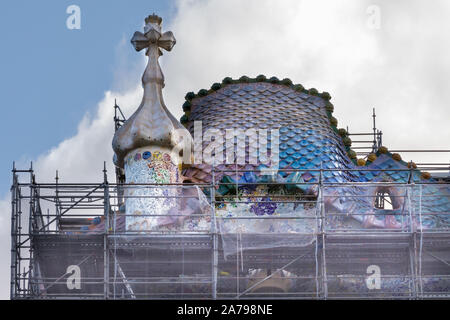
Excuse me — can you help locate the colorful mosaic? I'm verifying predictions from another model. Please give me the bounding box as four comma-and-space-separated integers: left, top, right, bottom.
181, 78, 449, 231
216, 183, 317, 256
117, 76, 448, 232
125, 148, 180, 231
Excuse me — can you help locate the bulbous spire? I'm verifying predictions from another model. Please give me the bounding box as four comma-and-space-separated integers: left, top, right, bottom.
112, 14, 192, 168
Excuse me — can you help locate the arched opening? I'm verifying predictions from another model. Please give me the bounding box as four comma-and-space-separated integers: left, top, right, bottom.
374, 189, 394, 210
373, 186, 404, 211
371, 185, 405, 229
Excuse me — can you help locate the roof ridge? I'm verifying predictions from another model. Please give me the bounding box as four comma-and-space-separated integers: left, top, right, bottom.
363, 147, 433, 181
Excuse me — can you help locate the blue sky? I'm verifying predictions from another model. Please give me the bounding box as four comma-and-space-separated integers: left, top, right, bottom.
0, 0, 173, 192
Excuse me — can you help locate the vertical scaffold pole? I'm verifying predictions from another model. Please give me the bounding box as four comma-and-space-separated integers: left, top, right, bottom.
319, 167, 328, 299
55, 170, 59, 231
213, 166, 218, 298
10, 162, 17, 299
406, 180, 417, 299
314, 168, 321, 299
28, 163, 35, 296
372, 108, 377, 153
418, 184, 424, 298
103, 162, 110, 299
211, 165, 218, 299
407, 171, 418, 299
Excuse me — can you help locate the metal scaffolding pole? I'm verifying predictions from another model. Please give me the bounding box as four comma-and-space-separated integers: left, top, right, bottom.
103, 163, 110, 299
406, 183, 418, 299
211, 166, 218, 299
319, 167, 328, 299
10, 164, 18, 299
314, 182, 321, 298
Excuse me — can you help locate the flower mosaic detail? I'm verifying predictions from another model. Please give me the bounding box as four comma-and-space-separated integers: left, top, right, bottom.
125, 149, 179, 231
250, 197, 277, 216
215, 185, 318, 249
152, 151, 162, 161
163, 153, 171, 162
125, 150, 178, 184
143, 151, 152, 159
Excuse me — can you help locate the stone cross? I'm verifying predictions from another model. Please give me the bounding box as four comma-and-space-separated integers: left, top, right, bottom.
130, 14, 176, 87
131, 14, 176, 53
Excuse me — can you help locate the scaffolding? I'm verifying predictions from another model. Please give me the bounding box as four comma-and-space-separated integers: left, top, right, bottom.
9, 161, 450, 300
9, 103, 449, 299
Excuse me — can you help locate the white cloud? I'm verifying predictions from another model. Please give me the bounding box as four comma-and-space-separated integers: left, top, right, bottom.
33, 87, 141, 183
1, 0, 450, 299
164, 0, 450, 165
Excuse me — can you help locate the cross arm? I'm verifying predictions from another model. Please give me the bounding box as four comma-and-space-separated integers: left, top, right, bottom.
130, 31, 149, 52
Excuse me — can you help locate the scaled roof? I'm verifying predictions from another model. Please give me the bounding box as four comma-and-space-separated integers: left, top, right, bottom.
178, 75, 449, 229
182, 76, 354, 188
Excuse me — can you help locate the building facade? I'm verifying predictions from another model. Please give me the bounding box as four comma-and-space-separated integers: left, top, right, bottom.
10, 14, 450, 299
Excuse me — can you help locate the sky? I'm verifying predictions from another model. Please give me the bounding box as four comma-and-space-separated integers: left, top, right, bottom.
0, 0, 449, 299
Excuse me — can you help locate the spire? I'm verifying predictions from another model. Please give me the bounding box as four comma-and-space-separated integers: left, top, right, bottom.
112, 14, 191, 168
